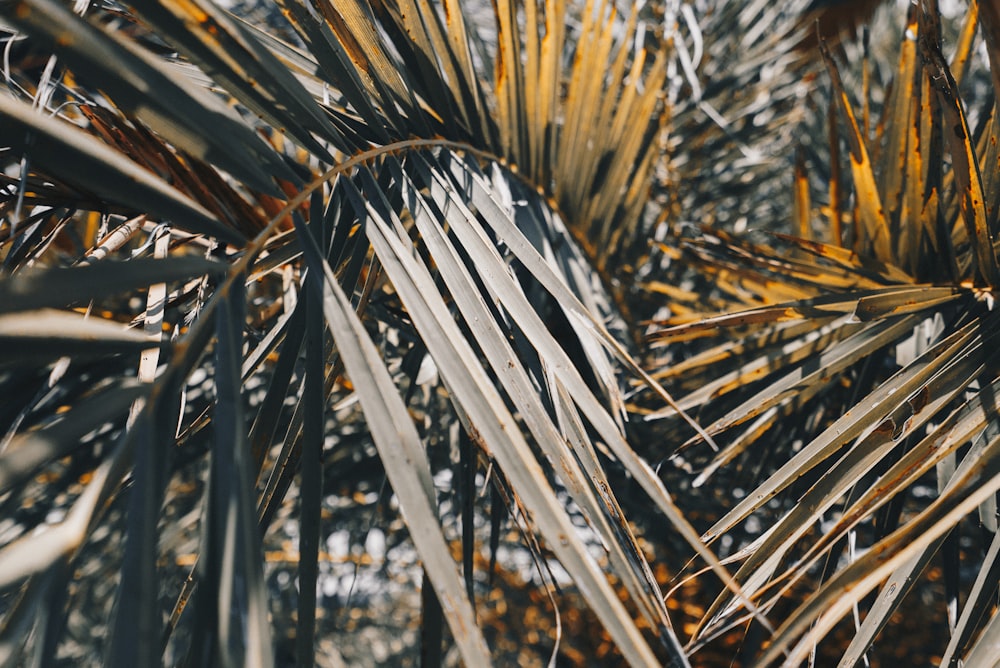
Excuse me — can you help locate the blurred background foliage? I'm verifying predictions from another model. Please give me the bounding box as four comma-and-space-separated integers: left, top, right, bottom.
1, 0, 999, 666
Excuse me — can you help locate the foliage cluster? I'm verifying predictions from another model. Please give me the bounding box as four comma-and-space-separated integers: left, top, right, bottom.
1, 0, 999, 666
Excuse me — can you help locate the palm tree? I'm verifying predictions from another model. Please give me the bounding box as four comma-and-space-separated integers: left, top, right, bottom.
1, 0, 995, 665
0, 0, 731, 665
641, 1, 1000, 664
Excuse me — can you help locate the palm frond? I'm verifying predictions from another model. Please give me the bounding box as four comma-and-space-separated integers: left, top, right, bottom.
0, 0, 715, 664
639, 2, 1000, 663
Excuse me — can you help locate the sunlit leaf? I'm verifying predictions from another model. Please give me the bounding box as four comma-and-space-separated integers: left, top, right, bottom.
5, 0, 293, 195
